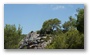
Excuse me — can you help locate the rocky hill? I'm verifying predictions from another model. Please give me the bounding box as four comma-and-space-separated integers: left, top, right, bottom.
19, 31, 52, 49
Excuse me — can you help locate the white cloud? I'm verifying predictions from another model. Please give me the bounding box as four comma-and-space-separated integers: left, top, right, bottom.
51, 5, 65, 10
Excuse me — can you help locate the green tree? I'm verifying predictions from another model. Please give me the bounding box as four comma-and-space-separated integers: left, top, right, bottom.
76, 8, 84, 33
41, 18, 61, 34
63, 21, 70, 31
46, 29, 84, 49
18, 24, 22, 36
63, 16, 76, 32
4, 24, 22, 49
65, 29, 84, 49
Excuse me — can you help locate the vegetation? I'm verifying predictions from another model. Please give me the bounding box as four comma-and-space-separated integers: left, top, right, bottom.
4, 24, 26, 49
46, 8, 84, 49
63, 16, 77, 32
4, 8, 84, 49
77, 9, 84, 33
46, 29, 84, 49
39, 18, 61, 35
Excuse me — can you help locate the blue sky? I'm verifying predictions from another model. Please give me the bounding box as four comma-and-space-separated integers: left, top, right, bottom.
4, 4, 84, 34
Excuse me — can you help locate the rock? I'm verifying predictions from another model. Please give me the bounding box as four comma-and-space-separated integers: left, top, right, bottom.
19, 31, 52, 49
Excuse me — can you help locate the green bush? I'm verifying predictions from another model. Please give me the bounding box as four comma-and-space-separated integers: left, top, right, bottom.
46, 29, 84, 49
4, 24, 22, 49
65, 29, 84, 49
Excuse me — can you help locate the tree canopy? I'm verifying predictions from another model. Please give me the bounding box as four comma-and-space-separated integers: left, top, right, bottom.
41, 18, 61, 34
4, 24, 22, 49
63, 16, 77, 31
77, 9, 84, 33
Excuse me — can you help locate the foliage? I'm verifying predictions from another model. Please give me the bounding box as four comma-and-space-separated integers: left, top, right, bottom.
41, 18, 61, 35
46, 8, 84, 49
46, 29, 84, 49
63, 16, 76, 32
4, 24, 22, 49
65, 29, 84, 49
77, 9, 84, 33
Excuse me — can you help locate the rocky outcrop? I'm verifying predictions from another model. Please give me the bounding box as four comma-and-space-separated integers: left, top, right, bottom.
19, 31, 52, 49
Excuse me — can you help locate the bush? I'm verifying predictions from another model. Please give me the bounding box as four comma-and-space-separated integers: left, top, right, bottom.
65, 29, 84, 49
46, 29, 84, 49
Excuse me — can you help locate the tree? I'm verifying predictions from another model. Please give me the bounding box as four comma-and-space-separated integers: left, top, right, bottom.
4, 24, 22, 49
18, 24, 22, 36
65, 29, 84, 49
76, 9, 84, 33
63, 16, 76, 32
46, 29, 84, 49
41, 18, 61, 34
46, 10, 84, 49
63, 21, 70, 31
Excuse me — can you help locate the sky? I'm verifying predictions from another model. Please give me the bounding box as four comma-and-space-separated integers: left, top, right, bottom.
4, 4, 84, 34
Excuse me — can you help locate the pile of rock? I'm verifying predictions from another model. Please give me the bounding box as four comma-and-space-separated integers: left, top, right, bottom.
19, 31, 52, 49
